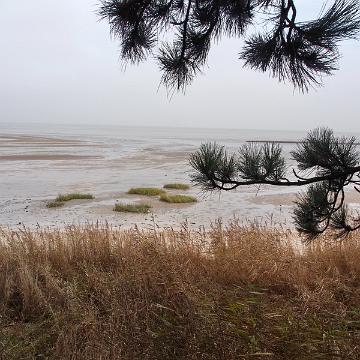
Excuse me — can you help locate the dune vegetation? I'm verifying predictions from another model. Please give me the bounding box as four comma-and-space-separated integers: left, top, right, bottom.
55, 193, 94, 202
128, 187, 166, 196
1, 222, 360, 359
114, 202, 151, 214
163, 183, 190, 190
46, 193, 94, 209
46, 201, 65, 208
160, 193, 197, 203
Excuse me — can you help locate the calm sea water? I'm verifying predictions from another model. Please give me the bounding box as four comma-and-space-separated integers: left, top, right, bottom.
0, 122, 308, 151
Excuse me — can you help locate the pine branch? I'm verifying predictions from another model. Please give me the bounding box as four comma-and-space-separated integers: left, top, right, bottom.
99, 0, 360, 91
189, 127, 360, 241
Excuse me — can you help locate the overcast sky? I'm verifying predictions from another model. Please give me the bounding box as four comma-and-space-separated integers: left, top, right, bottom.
0, 1, 359, 131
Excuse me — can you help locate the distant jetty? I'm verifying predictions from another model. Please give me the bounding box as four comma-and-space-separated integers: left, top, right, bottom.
246, 140, 301, 144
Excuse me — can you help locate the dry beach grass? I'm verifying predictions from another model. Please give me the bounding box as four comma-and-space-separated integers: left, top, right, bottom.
1, 222, 360, 359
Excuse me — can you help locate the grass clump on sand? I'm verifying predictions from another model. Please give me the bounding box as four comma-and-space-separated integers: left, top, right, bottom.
128, 187, 165, 196
55, 193, 94, 202
114, 203, 151, 214
163, 183, 190, 190
46, 201, 64, 208
160, 193, 197, 203
2, 222, 360, 359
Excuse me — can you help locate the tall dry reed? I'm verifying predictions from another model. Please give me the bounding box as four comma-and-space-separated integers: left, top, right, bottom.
0, 221, 359, 359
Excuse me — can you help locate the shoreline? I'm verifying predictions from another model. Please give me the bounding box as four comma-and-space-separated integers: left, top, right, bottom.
1, 131, 359, 230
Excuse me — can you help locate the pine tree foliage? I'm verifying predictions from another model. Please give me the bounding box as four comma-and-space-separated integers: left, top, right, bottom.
189, 128, 360, 240
99, 0, 360, 91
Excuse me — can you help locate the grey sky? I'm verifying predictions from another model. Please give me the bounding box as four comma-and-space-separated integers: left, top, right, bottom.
0, 1, 359, 131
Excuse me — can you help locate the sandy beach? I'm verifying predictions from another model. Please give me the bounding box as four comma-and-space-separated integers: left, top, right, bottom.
1, 125, 359, 230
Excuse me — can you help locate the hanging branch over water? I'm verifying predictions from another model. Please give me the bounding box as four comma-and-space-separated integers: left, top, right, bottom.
99, 0, 360, 91
189, 128, 360, 241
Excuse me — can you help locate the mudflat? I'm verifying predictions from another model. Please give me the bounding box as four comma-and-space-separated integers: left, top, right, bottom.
1, 128, 359, 230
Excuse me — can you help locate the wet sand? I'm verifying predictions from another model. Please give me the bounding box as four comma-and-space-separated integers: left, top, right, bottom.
0, 154, 102, 161
1, 130, 359, 230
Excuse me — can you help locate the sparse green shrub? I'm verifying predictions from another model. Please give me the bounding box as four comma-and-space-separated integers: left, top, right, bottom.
163, 183, 190, 190
114, 203, 151, 214
160, 194, 197, 203
55, 193, 94, 202
128, 188, 166, 196
46, 201, 64, 208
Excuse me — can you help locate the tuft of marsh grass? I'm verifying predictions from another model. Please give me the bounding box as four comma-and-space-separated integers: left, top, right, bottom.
163, 183, 190, 190
55, 193, 94, 202
160, 193, 197, 203
114, 203, 151, 214
1, 222, 360, 359
128, 187, 166, 196
46, 201, 64, 208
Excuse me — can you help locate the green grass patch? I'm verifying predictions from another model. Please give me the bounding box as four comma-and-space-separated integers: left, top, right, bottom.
46, 201, 64, 208
55, 193, 94, 202
128, 188, 166, 196
114, 203, 152, 214
163, 183, 190, 190
160, 194, 197, 203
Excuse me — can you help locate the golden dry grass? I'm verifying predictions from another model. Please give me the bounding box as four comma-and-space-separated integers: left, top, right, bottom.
1, 221, 360, 359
